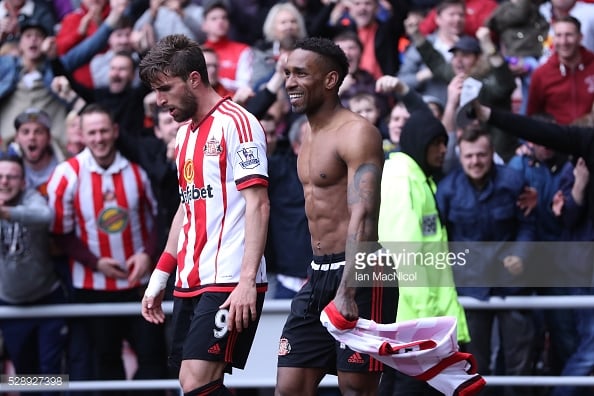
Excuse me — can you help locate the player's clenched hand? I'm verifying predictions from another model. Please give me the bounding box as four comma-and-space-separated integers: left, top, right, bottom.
219, 280, 257, 332
142, 289, 166, 324
332, 291, 358, 321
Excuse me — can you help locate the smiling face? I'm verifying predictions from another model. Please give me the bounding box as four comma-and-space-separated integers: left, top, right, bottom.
459, 135, 494, 187
387, 103, 409, 145
284, 48, 329, 115
80, 111, 119, 168
15, 121, 51, 165
0, 160, 25, 205
436, 3, 465, 37
553, 20, 582, 64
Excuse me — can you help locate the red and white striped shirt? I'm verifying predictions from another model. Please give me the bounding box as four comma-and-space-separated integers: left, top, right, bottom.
174, 98, 268, 297
48, 149, 157, 291
321, 302, 486, 396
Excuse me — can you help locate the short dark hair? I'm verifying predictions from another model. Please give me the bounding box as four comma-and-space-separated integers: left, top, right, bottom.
436, 0, 465, 14
113, 50, 137, 70
79, 103, 116, 124
294, 37, 349, 89
203, 0, 228, 18
112, 15, 133, 31
0, 150, 25, 177
554, 15, 581, 32
459, 125, 492, 146
332, 30, 363, 52
139, 34, 209, 87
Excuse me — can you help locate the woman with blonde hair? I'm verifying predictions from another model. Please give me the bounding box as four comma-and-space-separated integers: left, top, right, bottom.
251, 2, 307, 88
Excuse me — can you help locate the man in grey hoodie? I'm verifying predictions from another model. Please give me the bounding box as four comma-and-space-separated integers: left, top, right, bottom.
0, 153, 67, 388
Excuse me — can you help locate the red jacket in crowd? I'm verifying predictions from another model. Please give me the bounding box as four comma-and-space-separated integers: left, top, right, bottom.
527, 47, 594, 125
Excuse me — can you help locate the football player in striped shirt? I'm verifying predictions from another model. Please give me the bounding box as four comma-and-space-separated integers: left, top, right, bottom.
139, 34, 269, 396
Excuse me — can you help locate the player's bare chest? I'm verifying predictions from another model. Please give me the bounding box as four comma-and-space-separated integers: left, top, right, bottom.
297, 135, 344, 187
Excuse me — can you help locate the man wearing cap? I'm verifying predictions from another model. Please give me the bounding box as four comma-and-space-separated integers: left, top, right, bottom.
405, 14, 518, 162
0, 0, 128, 145
10, 108, 65, 197
0, 0, 56, 45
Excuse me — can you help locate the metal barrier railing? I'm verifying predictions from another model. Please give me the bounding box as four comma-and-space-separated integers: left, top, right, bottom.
3, 295, 594, 318
1, 296, 593, 391
1, 376, 594, 392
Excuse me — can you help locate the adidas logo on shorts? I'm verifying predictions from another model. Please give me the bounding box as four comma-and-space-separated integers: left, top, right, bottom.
347, 352, 365, 364
208, 343, 221, 355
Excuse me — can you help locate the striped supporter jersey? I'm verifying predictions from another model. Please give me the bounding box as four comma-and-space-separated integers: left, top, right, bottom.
174, 97, 268, 297
48, 149, 157, 291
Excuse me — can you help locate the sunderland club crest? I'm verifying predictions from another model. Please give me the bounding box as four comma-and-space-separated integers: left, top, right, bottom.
204, 136, 223, 156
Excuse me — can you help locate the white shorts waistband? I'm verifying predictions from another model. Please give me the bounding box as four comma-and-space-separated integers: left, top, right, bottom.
310, 261, 345, 271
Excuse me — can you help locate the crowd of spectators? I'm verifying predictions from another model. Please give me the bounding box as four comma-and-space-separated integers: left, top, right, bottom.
1, 0, 594, 394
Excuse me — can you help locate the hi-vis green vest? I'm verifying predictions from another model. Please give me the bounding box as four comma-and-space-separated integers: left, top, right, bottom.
378, 153, 470, 343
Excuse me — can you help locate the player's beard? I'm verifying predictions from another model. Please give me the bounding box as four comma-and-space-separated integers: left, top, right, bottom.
173, 87, 198, 123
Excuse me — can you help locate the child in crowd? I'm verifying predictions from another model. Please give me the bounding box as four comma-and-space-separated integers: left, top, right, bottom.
348, 92, 382, 128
